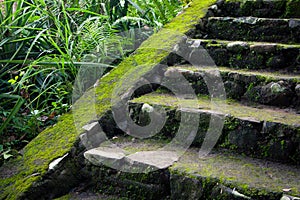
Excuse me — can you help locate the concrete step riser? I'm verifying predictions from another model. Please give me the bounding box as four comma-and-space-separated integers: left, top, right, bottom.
170, 67, 300, 109
196, 17, 300, 43
186, 40, 300, 72
84, 164, 295, 200
85, 164, 170, 200
126, 102, 300, 165
83, 135, 300, 199
212, 0, 300, 18
170, 172, 278, 200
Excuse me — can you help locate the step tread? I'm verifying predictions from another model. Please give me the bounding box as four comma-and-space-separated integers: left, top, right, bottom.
209, 16, 300, 22
172, 65, 300, 81
131, 93, 300, 126
55, 191, 125, 200
171, 147, 300, 197
189, 38, 300, 48
85, 137, 300, 197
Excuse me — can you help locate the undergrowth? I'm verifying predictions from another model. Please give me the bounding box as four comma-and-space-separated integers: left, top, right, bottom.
0, 0, 184, 165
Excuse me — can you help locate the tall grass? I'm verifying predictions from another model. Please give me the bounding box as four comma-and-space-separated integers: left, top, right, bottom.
0, 0, 184, 163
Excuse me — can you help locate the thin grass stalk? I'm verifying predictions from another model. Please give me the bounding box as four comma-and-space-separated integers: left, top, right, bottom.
0, 95, 25, 134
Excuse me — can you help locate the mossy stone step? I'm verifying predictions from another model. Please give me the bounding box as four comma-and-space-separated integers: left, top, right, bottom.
164, 65, 300, 109
129, 93, 300, 164
81, 137, 172, 200
54, 190, 128, 200
179, 39, 300, 72
213, 0, 300, 18
83, 137, 300, 199
170, 148, 300, 199
198, 17, 300, 43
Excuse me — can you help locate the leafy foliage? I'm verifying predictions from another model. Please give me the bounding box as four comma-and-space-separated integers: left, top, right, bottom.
0, 0, 183, 163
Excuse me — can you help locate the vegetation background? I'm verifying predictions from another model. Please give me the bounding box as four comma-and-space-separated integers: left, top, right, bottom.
0, 0, 185, 164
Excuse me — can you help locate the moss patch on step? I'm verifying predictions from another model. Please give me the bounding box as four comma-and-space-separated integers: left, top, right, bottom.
174, 65, 300, 83
131, 93, 300, 126
0, 0, 216, 199
170, 148, 300, 198
285, 0, 300, 17
111, 136, 170, 154
191, 39, 300, 48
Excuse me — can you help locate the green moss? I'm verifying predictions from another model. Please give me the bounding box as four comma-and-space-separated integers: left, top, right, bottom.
207, 43, 223, 48
175, 65, 300, 83
246, 82, 261, 102
131, 93, 300, 125
0, 0, 217, 199
285, 0, 300, 17
170, 149, 299, 198
53, 194, 72, 200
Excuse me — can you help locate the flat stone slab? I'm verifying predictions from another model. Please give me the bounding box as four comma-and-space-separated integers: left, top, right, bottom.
126, 151, 178, 169
249, 43, 278, 53
84, 146, 126, 167
84, 140, 179, 172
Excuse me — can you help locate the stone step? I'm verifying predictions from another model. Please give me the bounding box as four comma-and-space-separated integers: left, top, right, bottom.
196, 17, 300, 43
164, 65, 300, 109
170, 148, 300, 200
210, 0, 300, 18
83, 137, 172, 200
83, 137, 300, 199
176, 39, 300, 73
128, 93, 300, 165
54, 190, 126, 200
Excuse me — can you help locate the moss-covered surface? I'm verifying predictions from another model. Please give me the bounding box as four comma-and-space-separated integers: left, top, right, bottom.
170, 148, 300, 198
131, 93, 300, 126
0, 0, 216, 199
173, 65, 300, 83
113, 136, 169, 154
60, 136, 300, 198
54, 192, 130, 200
171, 65, 299, 105
82, 137, 172, 200
205, 17, 300, 43
0, 113, 78, 199
191, 38, 300, 49
185, 38, 300, 71
285, 0, 300, 17
130, 93, 300, 164
221, 0, 299, 18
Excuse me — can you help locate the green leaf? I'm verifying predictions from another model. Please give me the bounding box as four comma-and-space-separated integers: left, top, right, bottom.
3, 151, 13, 160
8, 78, 16, 84
127, 0, 145, 15
0, 97, 25, 134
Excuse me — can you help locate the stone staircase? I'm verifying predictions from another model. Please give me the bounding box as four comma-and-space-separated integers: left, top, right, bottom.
81, 0, 300, 200
1, 0, 299, 200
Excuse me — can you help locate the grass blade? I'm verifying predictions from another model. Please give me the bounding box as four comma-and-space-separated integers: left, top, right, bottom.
0, 96, 25, 134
